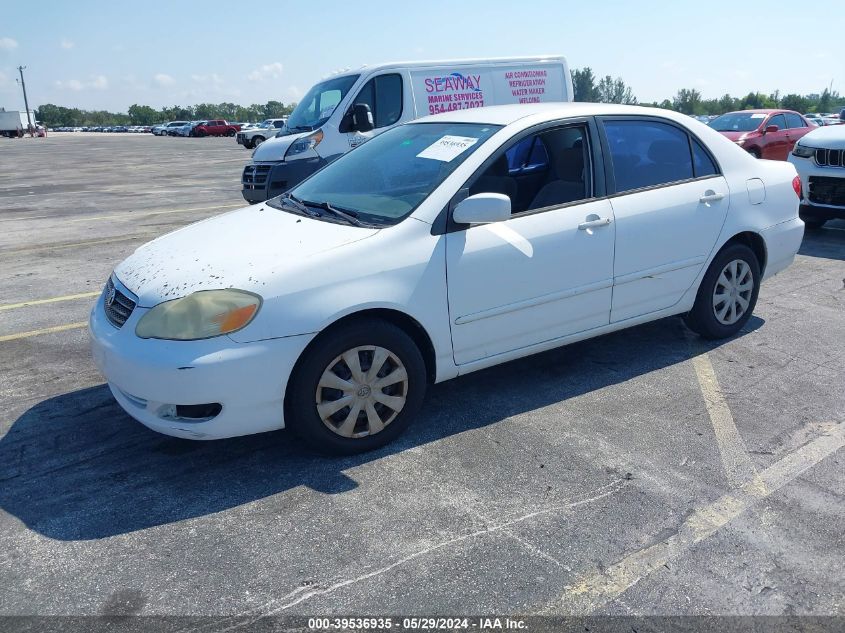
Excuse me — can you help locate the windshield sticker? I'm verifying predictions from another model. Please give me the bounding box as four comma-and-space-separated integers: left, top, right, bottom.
750, 114, 767, 119
417, 135, 479, 161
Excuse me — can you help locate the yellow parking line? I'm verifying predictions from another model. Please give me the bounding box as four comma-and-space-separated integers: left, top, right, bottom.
0, 321, 88, 343
545, 422, 845, 613
0, 291, 102, 311
691, 353, 759, 488
69, 202, 243, 223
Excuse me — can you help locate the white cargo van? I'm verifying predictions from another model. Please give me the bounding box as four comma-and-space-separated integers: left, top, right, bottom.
241, 56, 572, 203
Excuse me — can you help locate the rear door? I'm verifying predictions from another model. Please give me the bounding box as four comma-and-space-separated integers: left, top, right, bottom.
784, 112, 811, 150
598, 117, 728, 322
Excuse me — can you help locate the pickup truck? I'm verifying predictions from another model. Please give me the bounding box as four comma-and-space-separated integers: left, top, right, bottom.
236, 118, 287, 149
193, 119, 241, 137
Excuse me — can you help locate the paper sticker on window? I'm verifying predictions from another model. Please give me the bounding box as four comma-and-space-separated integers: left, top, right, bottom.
750, 113, 767, 119
417, 135, 479, 161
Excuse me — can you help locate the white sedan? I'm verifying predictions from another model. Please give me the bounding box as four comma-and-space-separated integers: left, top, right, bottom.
90, 103, 804, 453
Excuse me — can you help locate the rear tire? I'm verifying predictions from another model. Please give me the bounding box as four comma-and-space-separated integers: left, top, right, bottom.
285, 319, 427, 455
684, 243, 761, 340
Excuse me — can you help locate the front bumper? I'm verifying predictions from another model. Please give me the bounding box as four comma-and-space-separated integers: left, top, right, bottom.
241, 157, 326, 203
89, 284, 315, 440
789, 154, 845, 220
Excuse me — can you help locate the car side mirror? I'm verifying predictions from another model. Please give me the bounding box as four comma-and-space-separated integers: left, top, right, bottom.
351, 103, 374, 132
764, 125, 779, 133
453, 193, 512, 225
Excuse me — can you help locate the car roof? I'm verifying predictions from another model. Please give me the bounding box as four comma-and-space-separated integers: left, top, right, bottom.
415, 102, 696, 126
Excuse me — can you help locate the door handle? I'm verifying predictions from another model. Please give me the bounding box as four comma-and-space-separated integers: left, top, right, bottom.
578, 217, 612, 230
699, 191, 725, 204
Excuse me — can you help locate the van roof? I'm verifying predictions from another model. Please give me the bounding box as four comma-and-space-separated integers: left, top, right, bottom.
326, 55, 567, 78
414, 102, 701, 126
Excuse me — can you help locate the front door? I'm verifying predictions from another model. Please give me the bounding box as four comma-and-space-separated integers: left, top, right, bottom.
446, 123, 615, 365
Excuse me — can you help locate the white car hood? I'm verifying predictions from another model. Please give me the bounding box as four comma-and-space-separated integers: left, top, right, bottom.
114, 204, 379, 307
799, 125, 845, 149
251, 130, 310, 162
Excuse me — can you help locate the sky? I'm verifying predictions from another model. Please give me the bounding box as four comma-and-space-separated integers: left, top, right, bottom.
0, 0, 841, 113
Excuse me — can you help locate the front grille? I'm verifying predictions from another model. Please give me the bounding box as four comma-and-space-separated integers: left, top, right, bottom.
242, 164, 272, 190
103, 277, 136, 328
814, 148, 845, 168
808, 176, 845, 207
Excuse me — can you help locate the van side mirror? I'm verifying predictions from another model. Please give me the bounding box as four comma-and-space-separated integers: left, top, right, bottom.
453, 193, 511, 225
351, 103, 374, 132
764, 124, 779, 134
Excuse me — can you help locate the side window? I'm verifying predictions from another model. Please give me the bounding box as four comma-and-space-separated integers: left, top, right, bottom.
470, 125, 590, 214
691, 138, 718, 178
352, 80, 376, 116
505, 136, 549, 175
603, 120, 694, 193
784, 113, 805, 129
273, 120, 285, 128
767, 114, 786, 131
375, 74, 403, 128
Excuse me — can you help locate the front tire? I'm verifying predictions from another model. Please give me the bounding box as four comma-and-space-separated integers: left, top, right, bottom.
252, 136, 265, 147
747, 148, 761, 159
286, 319, 427, 455
684, 243, 761, 340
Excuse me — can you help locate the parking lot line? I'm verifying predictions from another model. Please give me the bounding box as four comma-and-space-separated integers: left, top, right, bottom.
0, 321, 88, 343
68, 202, 243, 223
0, 235, 146, 256
0, 291, 101, 311
691, 353, 759, 488
545, 421, 845, 614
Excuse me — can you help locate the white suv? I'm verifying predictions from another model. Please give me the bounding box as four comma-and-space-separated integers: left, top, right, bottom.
789, 124, 845, 229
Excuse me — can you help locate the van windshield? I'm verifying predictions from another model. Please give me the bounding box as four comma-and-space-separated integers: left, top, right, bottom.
286, 75, 360, 132
274, 122, 501, 226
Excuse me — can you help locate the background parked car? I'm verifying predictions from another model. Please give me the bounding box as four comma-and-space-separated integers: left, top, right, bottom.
157, 121, 188, 136
192, 119, 241, 137
236, 118, 287, 149
708, 109, 813, 159
789, 123, 845, 229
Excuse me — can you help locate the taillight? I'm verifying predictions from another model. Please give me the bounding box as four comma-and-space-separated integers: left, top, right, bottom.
792, 175, 802, 198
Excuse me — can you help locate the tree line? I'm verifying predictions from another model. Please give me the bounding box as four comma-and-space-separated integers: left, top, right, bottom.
34, 101, 297, 127
32, 68, 845, 127
572, 67, 845, 115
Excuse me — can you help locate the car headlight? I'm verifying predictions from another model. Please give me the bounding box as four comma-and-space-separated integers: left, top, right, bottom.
792, 143, 815, 158
285, 129, 324, 158
135, 289, 262, 341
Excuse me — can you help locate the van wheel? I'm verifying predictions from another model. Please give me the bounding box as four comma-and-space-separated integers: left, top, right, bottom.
253, 136, 265, 147
286, 319, 427, 455
684, 243, 760, 340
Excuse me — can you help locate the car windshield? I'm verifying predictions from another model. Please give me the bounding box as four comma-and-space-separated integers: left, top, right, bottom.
272, 122, 502, 226
286, 74, 359, 131
709, 113, 766, 132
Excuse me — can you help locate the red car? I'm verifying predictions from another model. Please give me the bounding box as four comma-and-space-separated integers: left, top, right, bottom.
708, 109, 813, 160
193, 119, 241, 137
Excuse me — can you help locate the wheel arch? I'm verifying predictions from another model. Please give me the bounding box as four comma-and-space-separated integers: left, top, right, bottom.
284, 308, 438, 415
721, 231, 767, 275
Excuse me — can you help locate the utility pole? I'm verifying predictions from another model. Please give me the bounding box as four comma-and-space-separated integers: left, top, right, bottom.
17, 65, 33, 137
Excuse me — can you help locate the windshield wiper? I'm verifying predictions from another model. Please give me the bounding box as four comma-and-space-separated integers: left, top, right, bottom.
286, 125, 313, 133
272, 192, 322, 218
300, 199, 368, 227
